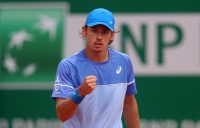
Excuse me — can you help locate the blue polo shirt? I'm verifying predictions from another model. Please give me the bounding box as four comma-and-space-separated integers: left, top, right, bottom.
52, 48, 137, 128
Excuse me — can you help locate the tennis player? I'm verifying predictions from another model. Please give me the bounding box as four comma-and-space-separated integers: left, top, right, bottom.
52, 8, 140, 128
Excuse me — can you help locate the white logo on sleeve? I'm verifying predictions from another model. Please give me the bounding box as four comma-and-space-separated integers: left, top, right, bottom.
54, 85, 59, 91
116, 66, 122, 74
55, 76, 60, 83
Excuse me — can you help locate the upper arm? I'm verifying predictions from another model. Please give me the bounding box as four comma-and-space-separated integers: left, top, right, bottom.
126, 56, 137, 95
52, 60, 75, 99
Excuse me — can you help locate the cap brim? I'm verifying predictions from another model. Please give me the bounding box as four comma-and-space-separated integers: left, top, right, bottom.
87, 22, 114, 32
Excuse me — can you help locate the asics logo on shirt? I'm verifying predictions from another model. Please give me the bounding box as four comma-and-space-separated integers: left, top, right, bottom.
116, 66, 122, 74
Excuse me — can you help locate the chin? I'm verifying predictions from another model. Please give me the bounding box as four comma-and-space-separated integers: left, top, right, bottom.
92, 48, 104, 53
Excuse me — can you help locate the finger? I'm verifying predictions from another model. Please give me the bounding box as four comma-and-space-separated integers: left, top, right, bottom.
85, 75, 97, 80
86, 78, 97, 83
88, 83, 96, 87
90, 85, 96, 90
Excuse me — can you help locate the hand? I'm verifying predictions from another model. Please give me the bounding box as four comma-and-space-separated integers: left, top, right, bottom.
78, 75, 97, 96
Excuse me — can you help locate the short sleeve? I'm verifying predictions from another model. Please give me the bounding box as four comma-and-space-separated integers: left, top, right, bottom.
51, 60, 75, 99
126, 57, 137, 95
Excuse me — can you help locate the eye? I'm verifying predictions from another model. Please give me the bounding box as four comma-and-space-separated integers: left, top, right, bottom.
101, 30, 109, 35
91, 28, 97, 33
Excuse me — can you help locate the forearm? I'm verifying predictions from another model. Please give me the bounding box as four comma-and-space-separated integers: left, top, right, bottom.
56, 98, 78, 122
123, 95, 140, 128
55, 76, 96, 122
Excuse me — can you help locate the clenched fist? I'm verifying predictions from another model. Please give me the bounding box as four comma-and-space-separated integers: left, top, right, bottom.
78, 75, 97, 96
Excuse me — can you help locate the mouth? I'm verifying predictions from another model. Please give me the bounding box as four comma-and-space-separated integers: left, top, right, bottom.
94, 42, 103, 47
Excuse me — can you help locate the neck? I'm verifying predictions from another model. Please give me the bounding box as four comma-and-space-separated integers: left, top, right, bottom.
85, 48, 109, 62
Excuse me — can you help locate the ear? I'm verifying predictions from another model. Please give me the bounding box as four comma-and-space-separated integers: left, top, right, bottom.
82, 26, 87, 38
109, 32, 115, 45
110, 32, 115, 41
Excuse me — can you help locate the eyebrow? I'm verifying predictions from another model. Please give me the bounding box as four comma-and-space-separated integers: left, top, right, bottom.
91, 25, 110, 31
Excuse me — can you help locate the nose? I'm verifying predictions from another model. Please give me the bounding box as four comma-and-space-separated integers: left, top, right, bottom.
96, 32, 103, 40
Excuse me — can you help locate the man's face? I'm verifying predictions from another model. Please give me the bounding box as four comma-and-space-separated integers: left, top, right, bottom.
82, 25, 114, 53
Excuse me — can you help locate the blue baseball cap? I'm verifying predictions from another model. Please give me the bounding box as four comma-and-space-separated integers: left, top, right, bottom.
85, 8, 115, 32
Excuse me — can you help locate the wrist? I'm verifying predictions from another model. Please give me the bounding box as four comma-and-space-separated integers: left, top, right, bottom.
70, 89, 85, 104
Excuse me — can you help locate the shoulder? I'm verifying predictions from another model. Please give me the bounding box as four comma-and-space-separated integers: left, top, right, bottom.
110, 48, 131, 63
58, 50, 84, 68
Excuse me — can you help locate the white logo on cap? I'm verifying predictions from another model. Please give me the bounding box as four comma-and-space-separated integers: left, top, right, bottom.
109, 21, 112, 24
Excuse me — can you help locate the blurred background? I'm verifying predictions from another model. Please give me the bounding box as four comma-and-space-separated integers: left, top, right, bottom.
0, 0, 200, 128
